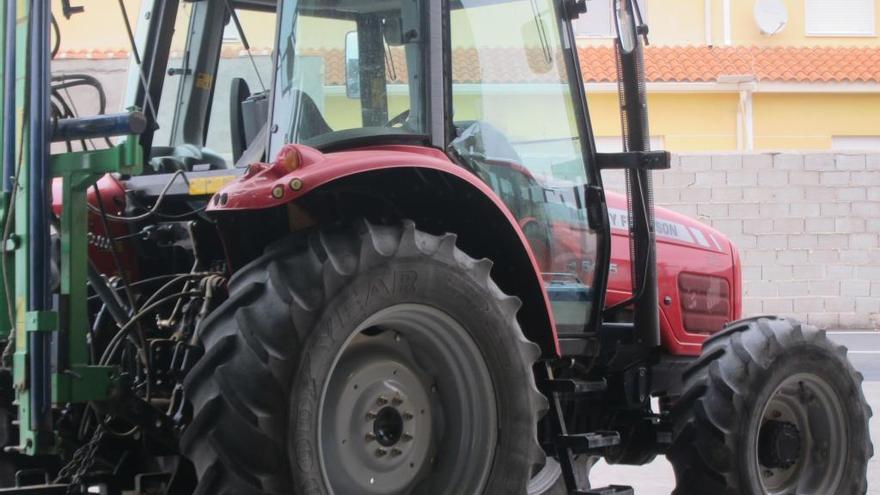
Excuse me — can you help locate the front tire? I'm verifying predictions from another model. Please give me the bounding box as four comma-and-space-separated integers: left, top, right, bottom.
182, 221, 548, 494
668, 316, 873, 495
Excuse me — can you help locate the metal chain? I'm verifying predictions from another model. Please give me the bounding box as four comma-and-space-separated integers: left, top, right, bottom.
55, 424, 105, 493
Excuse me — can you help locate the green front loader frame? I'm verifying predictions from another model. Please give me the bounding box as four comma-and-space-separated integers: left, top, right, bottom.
0, 0, 143, 455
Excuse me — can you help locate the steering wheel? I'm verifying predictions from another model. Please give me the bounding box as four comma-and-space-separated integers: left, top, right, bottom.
385, 109, 410, 128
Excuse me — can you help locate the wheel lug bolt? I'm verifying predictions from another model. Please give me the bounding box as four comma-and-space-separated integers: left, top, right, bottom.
365, 432, 376, 442
392, 396, 403, 406
375, 448, 387, 457
366, 411, 377, 421
376, 396, 389, 406
402, 412, 413, 421
402, 433, 413, 442
390, 448, 402, 457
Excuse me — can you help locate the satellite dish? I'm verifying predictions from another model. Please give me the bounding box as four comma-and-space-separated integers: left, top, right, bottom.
754, 0, 789, 35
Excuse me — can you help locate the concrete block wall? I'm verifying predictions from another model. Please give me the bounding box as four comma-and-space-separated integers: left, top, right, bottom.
604, 153, 880, 329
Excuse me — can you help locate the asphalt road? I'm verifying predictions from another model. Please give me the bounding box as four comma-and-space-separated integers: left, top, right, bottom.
589, 331, 880, 494
834, 331, 880, 382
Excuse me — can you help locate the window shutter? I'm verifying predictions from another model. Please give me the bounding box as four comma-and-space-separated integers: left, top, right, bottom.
574, 0, 648, 38
832, 136, 880, 151
574, 0, 614, 37
806, 0, 876, 36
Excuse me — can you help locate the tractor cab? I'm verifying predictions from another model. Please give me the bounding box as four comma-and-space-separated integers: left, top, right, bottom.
136, 0, 608, 336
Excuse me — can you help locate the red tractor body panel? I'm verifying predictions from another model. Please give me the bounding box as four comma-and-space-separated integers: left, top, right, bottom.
605, 193, 741, 355
211, 143, 561, 354
52, 174, 139, 279
212, 144, 741, 357
211, 144, 488, 212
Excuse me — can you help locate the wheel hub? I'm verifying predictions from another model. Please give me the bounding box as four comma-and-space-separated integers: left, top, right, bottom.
372, 405, 405, 447
363, 388, 422, 464
759, 420, 801, 470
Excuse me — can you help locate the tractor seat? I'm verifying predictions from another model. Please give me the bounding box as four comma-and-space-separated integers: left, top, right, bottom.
230, 79, 332, 164
289, 88, 333, 141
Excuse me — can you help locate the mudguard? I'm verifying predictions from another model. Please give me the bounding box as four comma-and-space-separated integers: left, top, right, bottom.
210, 144, 561, 355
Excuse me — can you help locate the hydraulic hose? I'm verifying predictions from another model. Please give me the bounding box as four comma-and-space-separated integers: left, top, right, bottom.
87, 263, 130, 328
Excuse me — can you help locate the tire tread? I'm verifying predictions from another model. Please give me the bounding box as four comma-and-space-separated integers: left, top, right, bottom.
182, 221, 546, 494
668, 317, 873, 495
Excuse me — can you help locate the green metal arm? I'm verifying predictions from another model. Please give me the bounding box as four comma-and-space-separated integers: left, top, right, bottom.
50, 135, 143, 401
11, 136, 143, 455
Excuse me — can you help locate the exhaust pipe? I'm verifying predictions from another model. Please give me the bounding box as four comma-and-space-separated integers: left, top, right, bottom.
614, 0, 660, 347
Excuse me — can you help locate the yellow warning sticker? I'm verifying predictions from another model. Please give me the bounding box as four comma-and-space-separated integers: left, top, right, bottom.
195, 72, 214, 90
188, 175, 236, 196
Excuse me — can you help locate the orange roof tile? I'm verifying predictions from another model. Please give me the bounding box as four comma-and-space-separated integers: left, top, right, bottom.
579, 45, 880, 84
54, 45, 880, 84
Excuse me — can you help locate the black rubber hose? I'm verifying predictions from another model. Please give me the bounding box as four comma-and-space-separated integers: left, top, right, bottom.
51, 74, 107, 115
87, 263, 129, 328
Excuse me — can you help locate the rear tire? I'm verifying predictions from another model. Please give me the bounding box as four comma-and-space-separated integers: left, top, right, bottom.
667, 316, 873, 495
182, 221, 548, 494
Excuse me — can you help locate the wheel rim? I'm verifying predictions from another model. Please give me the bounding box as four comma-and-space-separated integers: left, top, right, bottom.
317, 304, 497, 495
527, 458, 563, 494
756, 373, 847, 495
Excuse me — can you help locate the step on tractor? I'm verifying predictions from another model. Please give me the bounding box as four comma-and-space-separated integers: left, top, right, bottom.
0, 0, 872, 493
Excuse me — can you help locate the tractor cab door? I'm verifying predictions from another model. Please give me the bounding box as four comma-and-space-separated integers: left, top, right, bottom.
448, 0, 604, 334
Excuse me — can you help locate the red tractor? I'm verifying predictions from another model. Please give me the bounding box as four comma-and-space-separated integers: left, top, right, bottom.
0, 0, 871, 494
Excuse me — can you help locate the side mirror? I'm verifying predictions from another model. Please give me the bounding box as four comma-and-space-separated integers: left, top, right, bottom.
345, 31, 360, 99
614, 0, 638, 54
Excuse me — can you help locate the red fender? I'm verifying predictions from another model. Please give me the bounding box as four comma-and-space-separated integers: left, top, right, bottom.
212, 144, 560, 355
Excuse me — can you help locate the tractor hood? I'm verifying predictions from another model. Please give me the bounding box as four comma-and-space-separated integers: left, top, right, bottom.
604, 190, 741, 355
604, 191, 733, 256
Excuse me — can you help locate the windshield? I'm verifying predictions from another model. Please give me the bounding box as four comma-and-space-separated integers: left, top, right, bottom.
269, 0, 428, 157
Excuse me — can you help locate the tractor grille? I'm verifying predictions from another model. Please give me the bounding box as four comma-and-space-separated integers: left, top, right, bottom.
678, 273, 731, 334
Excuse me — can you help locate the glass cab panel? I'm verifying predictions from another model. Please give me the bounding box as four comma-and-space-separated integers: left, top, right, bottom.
449, 0, 598, 332
269, 0, 428, 158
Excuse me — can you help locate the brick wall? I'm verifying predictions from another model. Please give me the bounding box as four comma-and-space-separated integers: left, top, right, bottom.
604, 153, 880, 329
